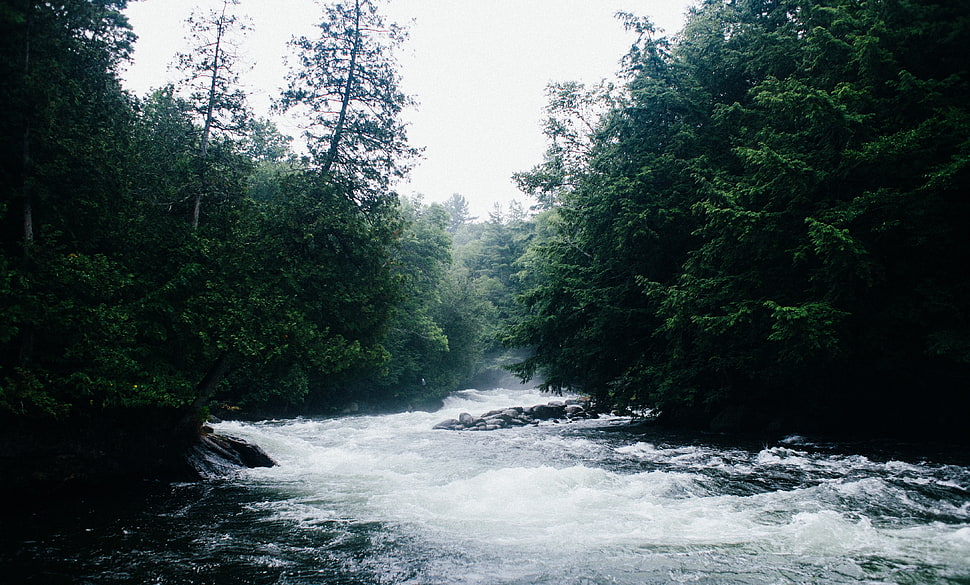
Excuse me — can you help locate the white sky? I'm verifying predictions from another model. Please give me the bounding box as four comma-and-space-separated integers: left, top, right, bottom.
122, 0, 694, 219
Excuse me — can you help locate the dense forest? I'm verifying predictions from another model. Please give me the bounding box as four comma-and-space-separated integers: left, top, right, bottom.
507, 0, 970, 437
0, 0, 526, 429
1, 0, 969, 456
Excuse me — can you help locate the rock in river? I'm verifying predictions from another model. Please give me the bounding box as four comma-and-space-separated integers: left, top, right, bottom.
433, 398, 592, 431
185, 433, 277, 479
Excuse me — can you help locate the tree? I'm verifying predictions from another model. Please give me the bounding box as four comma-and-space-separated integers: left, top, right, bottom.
0, 0, 424, 429
1, 0, 135, 250
441, 201, 536, 384
362, 197, 451, 403
442, 193, 475, 233
239, 117, 294, 164
129, 87, 200, 218
174, 0, 251, 229
506, 12, 692, 405
514, 81, 615, 210
505, 0, 970, 437
0, 0, 137, 415
279, 0, 417, 205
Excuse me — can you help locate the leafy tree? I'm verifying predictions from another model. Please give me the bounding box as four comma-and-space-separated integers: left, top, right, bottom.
0, 0, 137, 415
174, 0, 251, 228
431, 263, 491, 391
507, 12, 693, 405
279, 0, 417, 204
442, 193, 475, 233
361, 197, 452, 403
439, 201, 537, 385
239, 117, 294, 164
129, 87, 200, 222
647, 0, 970, 428
0, 0, 424, 429
0, 0, 135, 249
238, 117, 302, 204
514, 81, 615, 210
214, 170, 402, 413
507, 0, 970, 436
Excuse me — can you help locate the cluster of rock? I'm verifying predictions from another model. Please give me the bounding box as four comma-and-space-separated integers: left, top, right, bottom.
433, 398, 593, 431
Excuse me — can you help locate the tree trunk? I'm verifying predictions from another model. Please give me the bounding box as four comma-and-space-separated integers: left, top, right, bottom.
191, 190, 202, 230
22, 128, 33, 248
191, 0, 229, 230
192, 352, 230, 412
177, 353, 230, 434
22, 4, 34, 248
321, 0, 362, 176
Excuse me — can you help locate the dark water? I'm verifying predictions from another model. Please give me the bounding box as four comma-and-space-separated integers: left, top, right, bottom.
3, 388, 969, 584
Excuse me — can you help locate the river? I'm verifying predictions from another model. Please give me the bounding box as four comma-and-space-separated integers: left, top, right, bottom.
4, 387, 969, 584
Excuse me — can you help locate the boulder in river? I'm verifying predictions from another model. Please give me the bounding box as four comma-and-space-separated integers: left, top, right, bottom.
564, 404, 588, 418
529, 403, 565, 420
185, 433, 277, 479
432, 418, 462, 430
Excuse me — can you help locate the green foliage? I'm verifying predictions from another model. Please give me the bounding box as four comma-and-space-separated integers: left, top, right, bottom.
442, 193, 476, 232
1, 0, 138, 416
0, 0, 437, 421
448, 202, 543, 385
507, 0, 970, 432
357, 196, 490, 406
513, 81, 615, 209
173, 0, 252, 230
279, 0, 418, 202
175, 0, 251, 141
10, 0, 966, 440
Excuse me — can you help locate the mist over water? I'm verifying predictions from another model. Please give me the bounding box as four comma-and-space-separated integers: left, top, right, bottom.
5, 387, 970, 584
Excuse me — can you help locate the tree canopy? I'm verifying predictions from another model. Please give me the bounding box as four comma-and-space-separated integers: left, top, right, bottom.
506, 0, 970, 437
0, 0, 483, 422
278, 0, 418, 206
2, 0, 966, 444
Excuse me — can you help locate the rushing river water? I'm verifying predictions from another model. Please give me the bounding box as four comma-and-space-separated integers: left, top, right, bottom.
4, 387, 970, 584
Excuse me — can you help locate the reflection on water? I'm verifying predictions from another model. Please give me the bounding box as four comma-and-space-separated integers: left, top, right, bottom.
2, 387, 969, 584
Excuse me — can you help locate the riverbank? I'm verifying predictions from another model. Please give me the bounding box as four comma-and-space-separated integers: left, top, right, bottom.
0, 408, 274, 499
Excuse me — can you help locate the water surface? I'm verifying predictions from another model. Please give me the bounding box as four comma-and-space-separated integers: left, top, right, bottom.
4, 387, 969, 584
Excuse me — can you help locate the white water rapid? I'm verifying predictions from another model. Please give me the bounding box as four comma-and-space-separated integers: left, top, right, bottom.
207, 387, 970, 584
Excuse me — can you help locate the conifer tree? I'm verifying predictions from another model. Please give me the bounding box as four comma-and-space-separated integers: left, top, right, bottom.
174, 0, 251, 229
507, 0, 970, 435
279, 0, 417, 206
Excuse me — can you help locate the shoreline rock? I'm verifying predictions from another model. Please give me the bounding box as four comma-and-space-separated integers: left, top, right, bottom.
433, 398, 593, 431
185, 432, 276, 479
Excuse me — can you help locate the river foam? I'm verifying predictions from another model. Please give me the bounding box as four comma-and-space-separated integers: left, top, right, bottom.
213, 387, 970, 584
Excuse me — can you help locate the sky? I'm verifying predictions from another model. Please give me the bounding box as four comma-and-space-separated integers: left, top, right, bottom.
122, 0, 695, 219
